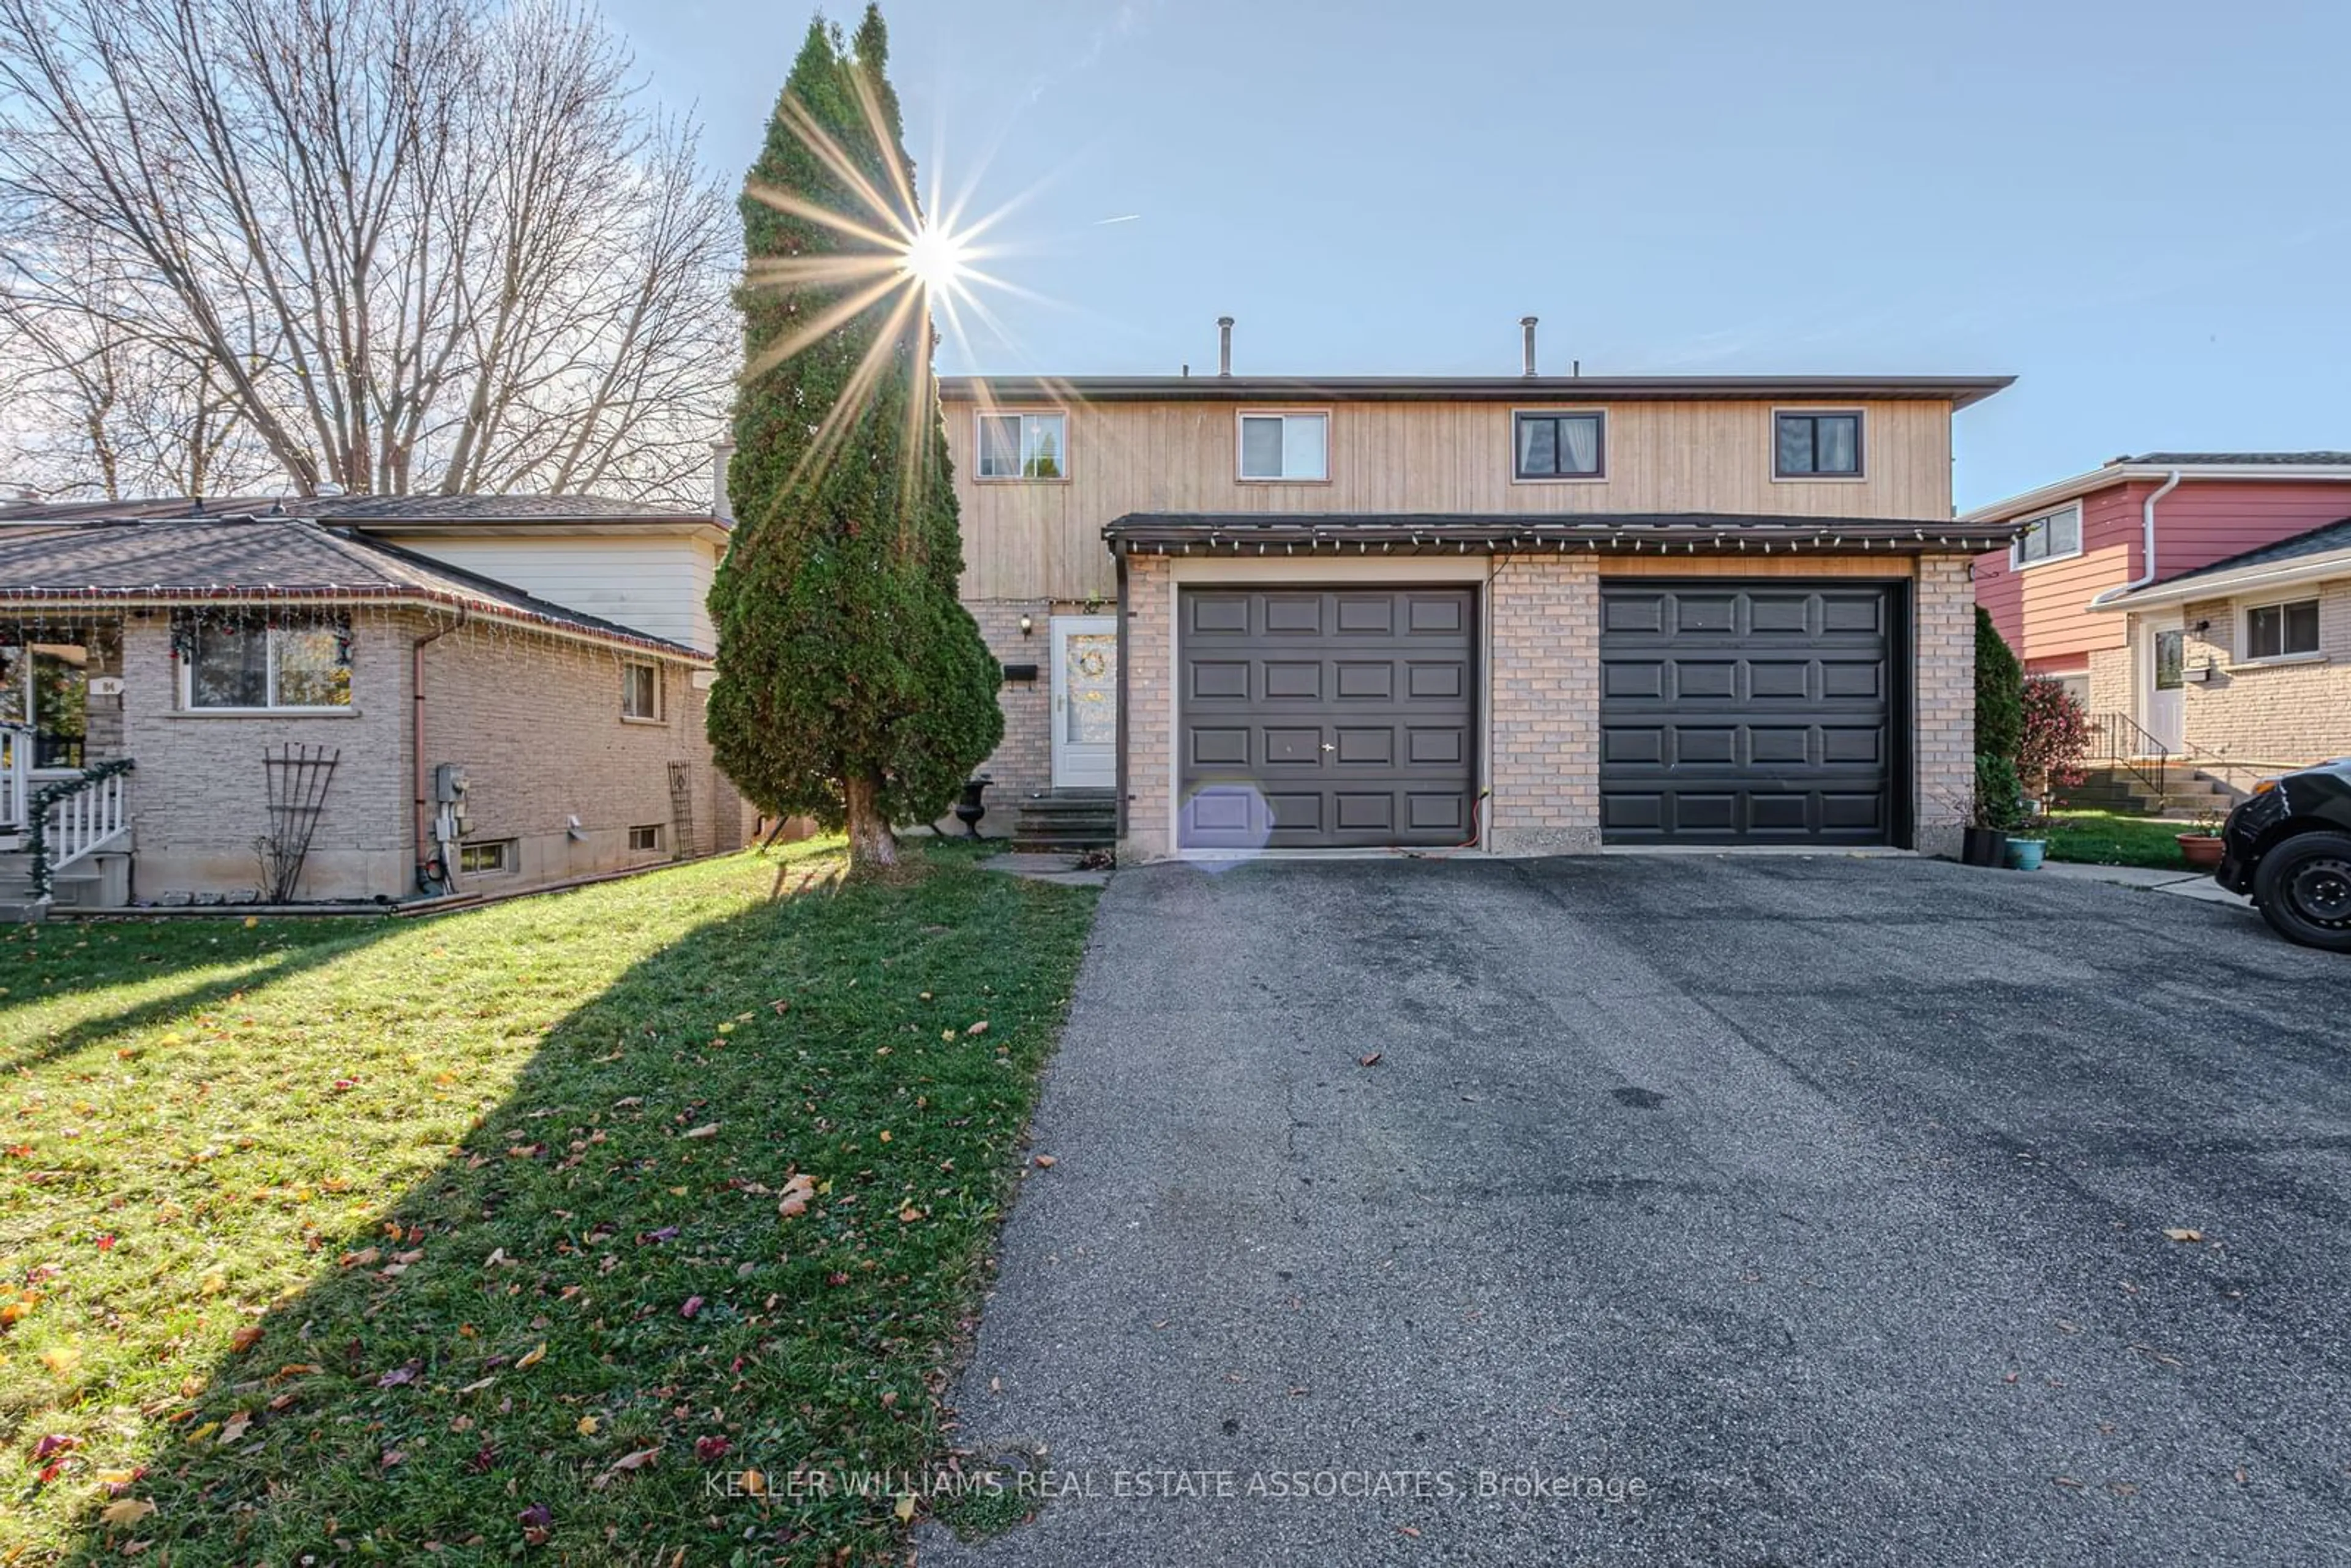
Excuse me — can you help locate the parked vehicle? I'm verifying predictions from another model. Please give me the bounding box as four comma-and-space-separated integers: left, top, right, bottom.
2216, 760, 2351, 951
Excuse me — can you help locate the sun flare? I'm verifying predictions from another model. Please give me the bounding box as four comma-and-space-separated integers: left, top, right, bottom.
898, 222, 972, 294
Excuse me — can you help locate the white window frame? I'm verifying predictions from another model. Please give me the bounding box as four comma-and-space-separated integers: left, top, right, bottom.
1769, 407, 1867, 482
974, 409, 1070, 482
1509, 408, 1608, 483
176, 612, 354, 714
457, 839, 518, 875
2009, 502, 2085, 570
2236, 595, 2324, 664
620, 659, 662, 722
627, 823, 662, 852
1235, 410, 1330, 482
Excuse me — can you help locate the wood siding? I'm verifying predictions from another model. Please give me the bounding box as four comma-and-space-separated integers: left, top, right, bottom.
1974, 478, 2351, 665
380, 535, 722, 652
950, 397, 1956, 602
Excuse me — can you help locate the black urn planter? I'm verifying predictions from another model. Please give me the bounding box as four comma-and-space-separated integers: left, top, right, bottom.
953, 776, 991, 839
1960, 826, 2009, 868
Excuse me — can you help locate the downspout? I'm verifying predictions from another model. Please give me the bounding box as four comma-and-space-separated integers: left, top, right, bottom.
2088, 468, 2183, 606
412, 608, 465, 894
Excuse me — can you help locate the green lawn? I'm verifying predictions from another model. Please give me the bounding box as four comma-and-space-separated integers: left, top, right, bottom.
0, 840, 1097, 1564
2044, 809, 2203, 871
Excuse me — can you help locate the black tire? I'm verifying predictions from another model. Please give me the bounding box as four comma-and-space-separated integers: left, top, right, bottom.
2252, 830, 2351, 953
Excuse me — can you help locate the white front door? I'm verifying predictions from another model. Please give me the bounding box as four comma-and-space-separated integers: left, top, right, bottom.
1049, 615, 1118, 788
2141, 612, 2185, 754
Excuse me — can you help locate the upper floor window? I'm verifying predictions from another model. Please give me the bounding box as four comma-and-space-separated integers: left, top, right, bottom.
977, 411, 1067, 479
621, 660, 661, 721
1513, 411, 1605, 479
1238, 412, 1328, 481
2010, 503, 2083, 568
2243, 598, 2321, 661
177, 612, 351, 711
1774, 411, 1864, 478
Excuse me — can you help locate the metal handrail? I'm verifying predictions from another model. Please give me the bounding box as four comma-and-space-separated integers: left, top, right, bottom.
2084, 711, 2170, 805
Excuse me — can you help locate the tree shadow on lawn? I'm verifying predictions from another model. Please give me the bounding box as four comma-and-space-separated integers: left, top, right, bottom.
53, 843, 1095, 1565
1, 916, 409, 1078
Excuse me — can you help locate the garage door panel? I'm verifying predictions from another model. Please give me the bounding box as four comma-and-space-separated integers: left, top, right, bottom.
1180, 588, 1477, 850
1600, 582, 1894, 846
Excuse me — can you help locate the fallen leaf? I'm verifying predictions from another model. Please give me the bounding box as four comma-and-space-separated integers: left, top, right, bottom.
680, 1297, 703, 1320
694, 1435, 730, 1462
2163, 1228, 2205, 1244
965, 1020, 989, 1037
514, 1343, 547, 1371
894, 1493, 917, 1523
576, 1416, 599, 1437
31, 1434, 77, 1461
381, 1448, 407, 1468
1358, 1052, 1383, 1068
681, 1124, 719, 1141
591, 1447, 660, 1488
229, 1325, 264, 1354
1032, 1153, 1057, 1169
219, 1412, 253, 1444
100, 1498, 157, 1526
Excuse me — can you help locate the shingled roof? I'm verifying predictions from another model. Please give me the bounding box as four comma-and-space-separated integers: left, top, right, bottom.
0, 514, 705, 658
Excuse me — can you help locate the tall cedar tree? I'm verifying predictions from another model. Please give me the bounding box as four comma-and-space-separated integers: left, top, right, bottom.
707, 7, 1001, 869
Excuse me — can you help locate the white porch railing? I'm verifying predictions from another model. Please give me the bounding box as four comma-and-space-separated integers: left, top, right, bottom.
1, 721, 29, 843
43, 767, 132, 878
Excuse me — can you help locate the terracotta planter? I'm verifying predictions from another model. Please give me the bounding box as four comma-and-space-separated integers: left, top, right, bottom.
2176, 833, 2225, 870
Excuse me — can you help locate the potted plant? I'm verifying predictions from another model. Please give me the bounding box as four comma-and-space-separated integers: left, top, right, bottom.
2005, 804, 2051, 871
2176, 808, 2226, 870
1961, 754, 2025, 867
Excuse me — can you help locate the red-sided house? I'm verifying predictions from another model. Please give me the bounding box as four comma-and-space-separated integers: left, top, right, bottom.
1967, 453, 2351, 775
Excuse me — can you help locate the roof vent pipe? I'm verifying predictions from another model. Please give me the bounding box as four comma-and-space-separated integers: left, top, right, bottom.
2088, 468, 2183, 606
1217, 316, 1234, 377
1520, 317, 1539, 377
711, 440, 736, 523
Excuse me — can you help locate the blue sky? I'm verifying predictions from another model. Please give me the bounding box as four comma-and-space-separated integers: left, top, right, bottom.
604, 0, 2350, 511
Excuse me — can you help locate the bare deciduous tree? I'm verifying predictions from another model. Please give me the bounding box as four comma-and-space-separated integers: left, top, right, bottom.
0, 0, 734, 503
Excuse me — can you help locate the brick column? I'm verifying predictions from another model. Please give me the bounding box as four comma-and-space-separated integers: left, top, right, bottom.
1913, 555, 1976, 858
1487, 553, 1602, 855
1116, 554, 1174, 862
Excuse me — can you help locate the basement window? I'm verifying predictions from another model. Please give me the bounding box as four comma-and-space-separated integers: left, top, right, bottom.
458, 839, 517, 875
1237, 412, 1329, 481
2011, 503, 2083, 568
2243, 598, 2321, 661
628, 823, 662, 852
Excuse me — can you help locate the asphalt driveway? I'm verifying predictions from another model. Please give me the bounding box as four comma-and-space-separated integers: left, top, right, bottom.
920, 855, 2351, 1567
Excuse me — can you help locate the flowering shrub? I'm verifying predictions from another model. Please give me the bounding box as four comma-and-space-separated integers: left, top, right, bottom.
2017, 675, 2092, 794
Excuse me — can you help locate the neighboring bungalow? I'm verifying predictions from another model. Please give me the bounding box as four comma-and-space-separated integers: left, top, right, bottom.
942, 323, 2016, 858
1967, 453, 2351, 778
0, 495, 756, 917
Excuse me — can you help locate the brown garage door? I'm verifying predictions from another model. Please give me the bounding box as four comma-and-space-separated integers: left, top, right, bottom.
1179, 587, 1477, 850
1599, 582, 1897, 845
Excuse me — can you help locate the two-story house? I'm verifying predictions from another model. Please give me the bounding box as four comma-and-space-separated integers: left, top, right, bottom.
1968, 453, 2351, 773
943, 332, 2014, 861
0, 490, 757, 917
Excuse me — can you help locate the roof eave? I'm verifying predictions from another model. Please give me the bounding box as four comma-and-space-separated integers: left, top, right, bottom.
0, 584, 711, 662
1963, 463, 2351, 525
2086, 546, 2351, 612
943, 374, 2015, 410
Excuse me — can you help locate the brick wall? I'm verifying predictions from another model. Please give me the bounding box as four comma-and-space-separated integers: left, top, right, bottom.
1487, 554, 1602, 854
964, 598, 1053, 806
114, 608, 748, 904
1911, 555, 1976, 859
2179, 583, 2351, 765
2087, 645, 2132, 718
